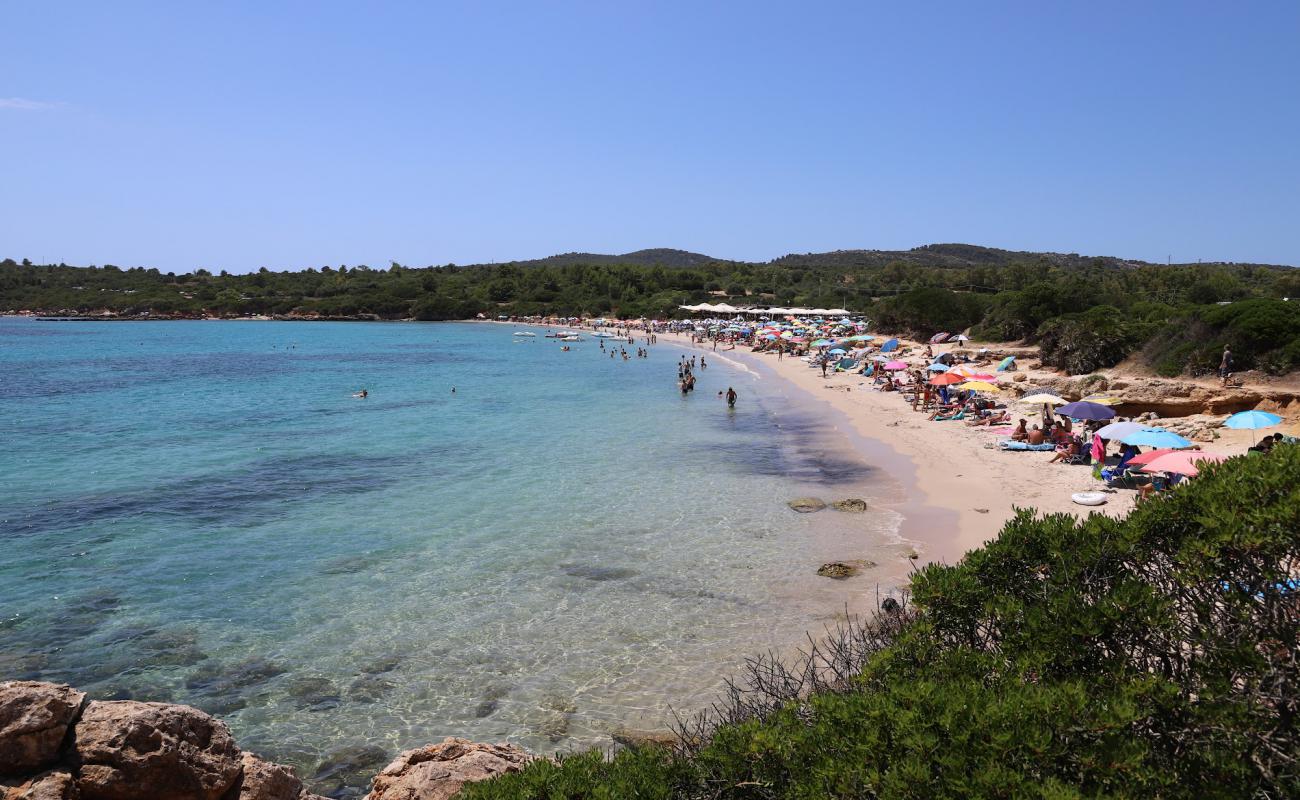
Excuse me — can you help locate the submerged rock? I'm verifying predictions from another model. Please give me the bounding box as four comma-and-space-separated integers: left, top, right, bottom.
610, 727, 677, 751
285, 677, 340, 712
561, 564, 638, 582
816, 560, 875, 579
365, 738, 530, 800
0, 681, 86, 775
830, 498, 868, 513
787, 497, 827, 513
312, 745, 389, 795
72, 699, 241, 800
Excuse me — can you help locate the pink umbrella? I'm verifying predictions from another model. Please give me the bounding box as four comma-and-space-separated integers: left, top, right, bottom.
1137, 451, 1229, 477
884, 360, 908, 371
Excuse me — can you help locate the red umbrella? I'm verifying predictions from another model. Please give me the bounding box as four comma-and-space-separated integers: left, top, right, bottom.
1125, 448, 1180, 467
1137, 451, 1229, 477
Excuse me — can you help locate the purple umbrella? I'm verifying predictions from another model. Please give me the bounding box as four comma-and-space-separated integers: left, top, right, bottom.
1056, 400, 1116, 421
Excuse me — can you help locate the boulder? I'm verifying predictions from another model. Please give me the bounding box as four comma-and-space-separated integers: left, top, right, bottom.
1012, 373, 1028, 383
609, 727, 677, 751
830, 499, 868, 513
1, 770, 79, 800
235, 753, 302, 800
0, 682, 86, 774
366, 738, 531, 800
71, 700, 241, 800
787, 497, 827, 513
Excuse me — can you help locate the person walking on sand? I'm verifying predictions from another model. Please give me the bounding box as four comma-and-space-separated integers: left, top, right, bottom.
821, 360, 828, 378
1220, 346, 1233, 385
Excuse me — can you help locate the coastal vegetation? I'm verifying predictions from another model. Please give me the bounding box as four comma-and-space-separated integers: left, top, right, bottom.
463, 446, 1300, 799
3, 244, 1300, 377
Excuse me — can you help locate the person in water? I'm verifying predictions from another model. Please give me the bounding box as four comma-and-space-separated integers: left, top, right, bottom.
354, 389, 368, 398
726, 387, 737, 407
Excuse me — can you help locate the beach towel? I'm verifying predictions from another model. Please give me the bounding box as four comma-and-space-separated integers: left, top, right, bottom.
998, 441, 1055, 451
1090, 434, 1105, 464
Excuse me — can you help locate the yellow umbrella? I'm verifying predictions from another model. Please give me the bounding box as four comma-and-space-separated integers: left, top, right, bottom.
1082, 394, 1122, 406
959, 381, 1001, 392
1020, 392, 1066, 404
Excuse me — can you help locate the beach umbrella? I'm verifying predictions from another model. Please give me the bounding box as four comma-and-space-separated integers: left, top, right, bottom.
1138, 451, 1229, 477
963, 373, 999, 381
1019, 393, 1066, 405
997, 356, 1016, 372
764, 334, 778, 340
1095, 420, 1146, 440
1120, 428, 1193, 449
955, 334, 970, 343
884, 360, 909, 371
1056, 400, 1117, 421
811, 338, 831, 347
930, 372, 965, 385
929, 332, 950, 343
959, 381, 1001, 393
780, 331, 794, 339
927, 363, 950, 372
1223, 409, 1283, 446
1223, 411, 1282, 430
1126, 448, 1180, 467
880, 338, 900, 353
828, 348, 846, 355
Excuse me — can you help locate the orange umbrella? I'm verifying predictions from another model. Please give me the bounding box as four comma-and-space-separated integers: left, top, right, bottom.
929, 373, 964, 385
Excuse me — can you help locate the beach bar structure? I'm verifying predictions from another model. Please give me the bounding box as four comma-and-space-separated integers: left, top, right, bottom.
678, 303, 853, 317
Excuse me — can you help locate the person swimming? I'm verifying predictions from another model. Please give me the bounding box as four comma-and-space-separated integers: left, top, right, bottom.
353, 389, 368, 398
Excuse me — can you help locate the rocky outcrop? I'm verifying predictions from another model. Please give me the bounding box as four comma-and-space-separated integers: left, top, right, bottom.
0, 683, 85, 777
0, 682, 361, 800
72, 700, 242, 800
1014, 375, 1300, 418
365, 738, 531, 800
787, 497, 827, 513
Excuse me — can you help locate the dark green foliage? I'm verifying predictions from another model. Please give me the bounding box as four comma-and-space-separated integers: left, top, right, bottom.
1036, 306, 1145, 374
869, 288, 988, 339
1142, 299, 1300, 376
462, 448, 1300, 799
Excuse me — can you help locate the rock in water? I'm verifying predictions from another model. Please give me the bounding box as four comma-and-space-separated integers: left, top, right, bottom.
235, 753, 303, 800
366, 738, 531, 800
71, 700, 241, 800
0, 681, 86, 775
830, 498, 868, 513
787, 497, 827, 513
816, 561, 873, 579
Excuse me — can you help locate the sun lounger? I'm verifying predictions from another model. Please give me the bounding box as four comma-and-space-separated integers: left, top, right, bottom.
998, 441, 1055, 451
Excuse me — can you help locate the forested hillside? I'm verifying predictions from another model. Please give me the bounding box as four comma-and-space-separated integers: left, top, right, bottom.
4, 245, 1299, 377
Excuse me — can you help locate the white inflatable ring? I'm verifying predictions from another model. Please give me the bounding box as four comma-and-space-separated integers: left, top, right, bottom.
1072, 492, 1108, 506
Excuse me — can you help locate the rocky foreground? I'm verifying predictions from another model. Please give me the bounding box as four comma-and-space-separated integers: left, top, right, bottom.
0, 681, 529, 800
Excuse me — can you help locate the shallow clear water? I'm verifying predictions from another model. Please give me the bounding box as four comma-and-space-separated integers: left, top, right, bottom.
0, 317, 909, 793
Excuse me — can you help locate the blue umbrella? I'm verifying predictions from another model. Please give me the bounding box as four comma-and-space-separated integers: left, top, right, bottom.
829, 348, 846, 355
927, 363, 950, 372
1121, 428, 1193, 449
997, 356, 1016, 372
880, 338, 900, 353
1223, 411, 1282, 430
1055, 400, 1116, 421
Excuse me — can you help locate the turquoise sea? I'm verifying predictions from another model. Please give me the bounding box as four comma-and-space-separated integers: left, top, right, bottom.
0, 317, 911, 795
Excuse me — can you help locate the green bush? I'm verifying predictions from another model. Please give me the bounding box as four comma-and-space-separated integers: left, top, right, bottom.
1035, 306, 1142, 374
464, 448, 1300, 799
870, 288, 988, 339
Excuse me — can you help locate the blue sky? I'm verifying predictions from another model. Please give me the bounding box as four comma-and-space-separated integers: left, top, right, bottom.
3, 1, 1298, 272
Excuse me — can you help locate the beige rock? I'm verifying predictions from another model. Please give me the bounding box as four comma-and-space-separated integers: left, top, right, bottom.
787, 497, 827, 513
816, 560, 875, 579
71, 700, 241, 800
1, 770, 79, 800
609, 727, 677, 751
366, 738, 531, 800
0, 682, 86, 775
236, 753, 302, 800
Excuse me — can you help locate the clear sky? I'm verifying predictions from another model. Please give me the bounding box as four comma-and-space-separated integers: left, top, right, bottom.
3, 1, 1298, 272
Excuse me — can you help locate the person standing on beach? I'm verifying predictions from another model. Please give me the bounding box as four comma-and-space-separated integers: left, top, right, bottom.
726, 386, 737, 408
1220, 346, 1233, 385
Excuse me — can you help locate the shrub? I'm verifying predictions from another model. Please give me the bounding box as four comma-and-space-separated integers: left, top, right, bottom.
1036, 306, 1141, 374
870, 288, 988, 339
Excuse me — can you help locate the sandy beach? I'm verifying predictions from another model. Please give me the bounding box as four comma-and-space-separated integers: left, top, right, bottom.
655, 329, 1298, 568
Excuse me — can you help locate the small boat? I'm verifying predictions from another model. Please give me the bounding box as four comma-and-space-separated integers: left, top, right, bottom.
592, 331, 621, 338
560, 335, 582, 342
512, 331, 537, 337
